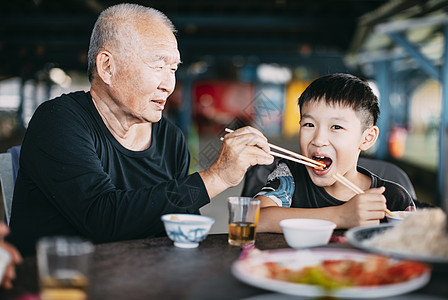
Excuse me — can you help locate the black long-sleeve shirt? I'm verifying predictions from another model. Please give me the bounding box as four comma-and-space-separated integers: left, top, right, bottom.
8, 91, 210, 256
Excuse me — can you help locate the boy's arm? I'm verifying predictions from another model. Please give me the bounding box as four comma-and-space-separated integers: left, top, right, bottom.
257, 195, 343, 232
257, 186, 387, 232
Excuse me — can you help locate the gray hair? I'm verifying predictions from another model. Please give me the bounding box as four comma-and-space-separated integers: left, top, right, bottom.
87, 3, 176, 81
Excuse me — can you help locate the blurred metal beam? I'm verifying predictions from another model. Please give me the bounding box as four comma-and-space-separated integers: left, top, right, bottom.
348, 0, 424, 55
0, 15, 95, 29
388, 32, 440, 80
169, 14, 349, 29
375, 13, 448, 35
182, 52, 346, 72
440, 24, 448, 214
375, 60, 391, 160
349, 0, 448, 55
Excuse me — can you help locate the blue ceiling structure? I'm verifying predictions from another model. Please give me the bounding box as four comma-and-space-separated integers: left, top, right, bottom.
0, 0, 391, 80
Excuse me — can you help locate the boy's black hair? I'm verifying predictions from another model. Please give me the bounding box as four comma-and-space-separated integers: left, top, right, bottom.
298, 73, 380, 128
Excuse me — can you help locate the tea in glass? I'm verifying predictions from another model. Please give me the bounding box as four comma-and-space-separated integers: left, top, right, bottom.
40, 270, 88, 300
37, 237, 94, 300
227, 197, 260, 246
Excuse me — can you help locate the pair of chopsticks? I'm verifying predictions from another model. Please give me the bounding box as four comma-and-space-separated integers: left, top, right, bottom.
223, 128, 326, 169
332, 172, 397, 218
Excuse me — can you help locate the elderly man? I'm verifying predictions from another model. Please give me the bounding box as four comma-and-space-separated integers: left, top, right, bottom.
8, 3, 273, 256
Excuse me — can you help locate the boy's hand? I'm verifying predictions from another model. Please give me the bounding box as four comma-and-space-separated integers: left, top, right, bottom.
338, 187, 386, 228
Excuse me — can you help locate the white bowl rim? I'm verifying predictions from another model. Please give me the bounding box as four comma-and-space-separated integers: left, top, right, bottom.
279, 218, 336, 230
161, 213, 215, 225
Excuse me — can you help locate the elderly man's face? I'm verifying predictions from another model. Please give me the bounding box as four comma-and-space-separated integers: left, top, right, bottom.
111, 21, 181, 123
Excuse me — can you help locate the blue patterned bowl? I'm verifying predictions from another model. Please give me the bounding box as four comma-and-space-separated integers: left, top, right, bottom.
161, 214, 215, 248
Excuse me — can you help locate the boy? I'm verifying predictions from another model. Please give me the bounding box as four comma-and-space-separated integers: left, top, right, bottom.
256, 73, 415, 232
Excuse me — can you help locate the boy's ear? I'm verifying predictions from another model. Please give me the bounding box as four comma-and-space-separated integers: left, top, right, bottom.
96, 50, 114, 85
359, 125, 379, 151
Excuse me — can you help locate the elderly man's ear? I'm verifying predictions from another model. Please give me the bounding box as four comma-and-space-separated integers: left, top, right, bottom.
359, 125, 379, 151
96, 51, 114, 84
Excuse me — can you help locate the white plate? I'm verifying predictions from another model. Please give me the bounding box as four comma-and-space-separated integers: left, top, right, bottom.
345, 224, 448, 264
231, 248, 431, 298
241, 293, 447, 300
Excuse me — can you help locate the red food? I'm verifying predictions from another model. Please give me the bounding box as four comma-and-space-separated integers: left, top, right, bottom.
264, 256, 430, 288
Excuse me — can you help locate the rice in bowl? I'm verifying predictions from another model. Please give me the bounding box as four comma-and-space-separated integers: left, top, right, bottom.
364, 208, 448, 258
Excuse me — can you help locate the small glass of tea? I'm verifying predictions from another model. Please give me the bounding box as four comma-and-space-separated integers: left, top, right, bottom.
37, 236, 94, 300
227, 197, 260, 246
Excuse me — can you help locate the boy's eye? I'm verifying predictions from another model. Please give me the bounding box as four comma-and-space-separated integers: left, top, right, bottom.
301, 123, 314, 127
331, 125, 343, 130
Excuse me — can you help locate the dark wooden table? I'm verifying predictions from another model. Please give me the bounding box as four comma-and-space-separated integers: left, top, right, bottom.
1, 232, 447, 300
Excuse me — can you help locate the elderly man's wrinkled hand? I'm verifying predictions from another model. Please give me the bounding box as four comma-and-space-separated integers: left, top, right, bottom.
213, 127, 273, 186
0, 223, 22, 289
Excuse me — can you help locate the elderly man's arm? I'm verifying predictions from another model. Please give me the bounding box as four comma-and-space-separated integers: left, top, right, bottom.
199, 127, 274, 199
9, 98, 212, 249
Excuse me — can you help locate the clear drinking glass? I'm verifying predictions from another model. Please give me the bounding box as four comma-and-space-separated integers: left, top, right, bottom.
37, 236, 94, 300
0, 247, 11, 281
227, 197, 260, 246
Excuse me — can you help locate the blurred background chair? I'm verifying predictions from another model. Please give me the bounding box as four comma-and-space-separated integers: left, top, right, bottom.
7, 145, 21, 183
241, 156, 432, 208
0, 146, 21, 225
358, 157, 417, 200
0, 152, 14, 224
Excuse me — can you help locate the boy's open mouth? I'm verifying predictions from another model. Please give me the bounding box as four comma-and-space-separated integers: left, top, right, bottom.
312, 155, 332, 170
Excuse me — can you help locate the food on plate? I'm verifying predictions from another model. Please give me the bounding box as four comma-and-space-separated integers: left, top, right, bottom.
233, 248, 432, 297
364, 208, 448, 257
263, 256, 429, 290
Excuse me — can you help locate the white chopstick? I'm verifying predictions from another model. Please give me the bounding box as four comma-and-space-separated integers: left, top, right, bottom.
268, 151, 324, 168
223, 128, 325, 169
333, 173, 364, 194
332, 172, 397, 218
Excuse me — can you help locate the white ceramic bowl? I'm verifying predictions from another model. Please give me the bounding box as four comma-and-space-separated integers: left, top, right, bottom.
161, 214, 215, 248
386, 211, 414, 224
280, 218, 336, 249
